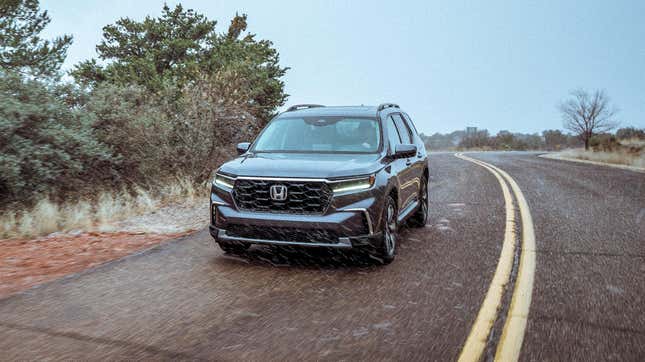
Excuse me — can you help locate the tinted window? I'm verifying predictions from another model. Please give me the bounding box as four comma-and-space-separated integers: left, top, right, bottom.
402, 113, 419, 136
392, 114, 412, 144
385, 116, 402, 151
253, 116, 381, 153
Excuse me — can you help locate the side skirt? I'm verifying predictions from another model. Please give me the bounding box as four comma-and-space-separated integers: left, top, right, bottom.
397, 199, 419, 224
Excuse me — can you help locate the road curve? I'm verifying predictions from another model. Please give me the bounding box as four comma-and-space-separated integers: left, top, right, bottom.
0, 152, 642, 360
473, 152, 645, 361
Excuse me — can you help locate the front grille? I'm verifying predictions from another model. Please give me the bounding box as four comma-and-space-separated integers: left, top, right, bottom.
227, 225, 340, 244
233, 179, 332, 214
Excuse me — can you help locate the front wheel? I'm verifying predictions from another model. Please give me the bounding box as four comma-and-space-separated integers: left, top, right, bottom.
408, 176, 428, 227
367, 195, 398, 264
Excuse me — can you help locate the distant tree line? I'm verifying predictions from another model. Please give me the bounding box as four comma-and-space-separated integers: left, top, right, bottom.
0, 0, 288, 206
422, 88, 641, 152
420, 127, 644, 151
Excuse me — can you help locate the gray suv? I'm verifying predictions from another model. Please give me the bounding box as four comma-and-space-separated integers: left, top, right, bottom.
209, 103, 429, 264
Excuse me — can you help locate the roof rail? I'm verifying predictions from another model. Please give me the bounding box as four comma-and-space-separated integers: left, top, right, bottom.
285, 104, 325, 112
377, 103, 400, 112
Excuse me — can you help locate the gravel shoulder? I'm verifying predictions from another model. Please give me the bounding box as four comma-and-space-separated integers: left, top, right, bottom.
0, 201, 207, 299
540, 151, 645, 173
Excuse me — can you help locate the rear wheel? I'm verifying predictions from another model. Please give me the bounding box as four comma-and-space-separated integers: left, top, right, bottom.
369, 195, 398, 264
408, 176, 428, 227
217, 241, 250, 254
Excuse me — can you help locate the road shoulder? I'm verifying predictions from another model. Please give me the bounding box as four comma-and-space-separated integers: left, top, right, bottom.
539, 153, 645, 173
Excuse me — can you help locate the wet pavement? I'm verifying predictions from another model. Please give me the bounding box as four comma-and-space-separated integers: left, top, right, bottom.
474, 152, 645, 361
0, 152, 643, 360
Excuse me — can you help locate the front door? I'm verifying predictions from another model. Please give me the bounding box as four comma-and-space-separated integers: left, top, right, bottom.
390, 113, 420, 212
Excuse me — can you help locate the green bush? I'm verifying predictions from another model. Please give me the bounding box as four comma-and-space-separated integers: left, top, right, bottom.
83, 75, 262, 185
0, 72, 120, 205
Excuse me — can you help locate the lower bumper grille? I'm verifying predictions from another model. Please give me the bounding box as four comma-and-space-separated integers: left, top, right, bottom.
226, 225, 340, 244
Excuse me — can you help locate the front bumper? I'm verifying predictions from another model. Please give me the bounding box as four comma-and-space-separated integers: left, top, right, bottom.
210, 190, 383, 248
210, 226, 381, 249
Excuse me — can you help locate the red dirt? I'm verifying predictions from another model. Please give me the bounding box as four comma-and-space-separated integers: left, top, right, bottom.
0, 231, 186, 299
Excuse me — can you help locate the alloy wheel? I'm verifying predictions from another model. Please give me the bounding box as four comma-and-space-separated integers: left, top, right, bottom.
385, 203, 397, 255
420, 180, 428, 216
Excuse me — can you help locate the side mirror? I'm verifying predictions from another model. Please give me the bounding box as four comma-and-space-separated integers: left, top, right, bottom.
236, 142, 250, 155
394, 144, 417, 159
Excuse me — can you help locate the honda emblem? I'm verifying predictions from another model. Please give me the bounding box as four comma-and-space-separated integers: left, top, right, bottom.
270, 184, 288, 201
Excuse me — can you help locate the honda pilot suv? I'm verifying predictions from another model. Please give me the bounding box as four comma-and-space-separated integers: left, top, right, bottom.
209, 103, 429, 264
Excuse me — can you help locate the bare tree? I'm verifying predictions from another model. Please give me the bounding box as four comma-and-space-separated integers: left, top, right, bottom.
559, 89, 618, 150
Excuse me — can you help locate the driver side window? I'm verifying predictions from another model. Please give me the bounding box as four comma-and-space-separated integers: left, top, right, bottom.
392, 114, 412, 144
386, 116, 402, 153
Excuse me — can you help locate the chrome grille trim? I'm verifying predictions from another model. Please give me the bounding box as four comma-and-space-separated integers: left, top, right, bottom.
232, 179, 333, 214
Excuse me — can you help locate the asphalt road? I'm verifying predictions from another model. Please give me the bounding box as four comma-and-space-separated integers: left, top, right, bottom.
0, 152, 643, 361
474, 152, 645, 361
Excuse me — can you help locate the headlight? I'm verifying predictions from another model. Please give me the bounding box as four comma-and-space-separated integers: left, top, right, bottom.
213, 173, 235, 189
330, 174, 375, 193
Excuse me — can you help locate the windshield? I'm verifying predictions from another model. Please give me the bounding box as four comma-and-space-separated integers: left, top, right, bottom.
252, 116, 381, 153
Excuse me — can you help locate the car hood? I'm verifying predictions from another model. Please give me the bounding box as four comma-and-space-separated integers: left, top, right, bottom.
219, 152, 383, 179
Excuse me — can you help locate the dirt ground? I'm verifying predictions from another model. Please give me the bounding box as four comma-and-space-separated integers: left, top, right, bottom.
0, 231, 190, 299
0, 203, 207, 299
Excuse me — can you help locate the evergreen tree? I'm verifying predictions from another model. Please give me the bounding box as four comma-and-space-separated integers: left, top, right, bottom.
72, 4, 288, 120
0, 0, 72, 77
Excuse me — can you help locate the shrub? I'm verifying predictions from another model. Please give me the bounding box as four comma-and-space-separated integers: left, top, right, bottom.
83, 74, 262, 185
616, 127, 645, 140
0, 72, 119, 206
589, 133, 619, 152
177, 73, 263, 181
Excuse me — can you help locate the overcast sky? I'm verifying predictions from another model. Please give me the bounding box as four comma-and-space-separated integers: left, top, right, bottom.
41, 0, 645, 134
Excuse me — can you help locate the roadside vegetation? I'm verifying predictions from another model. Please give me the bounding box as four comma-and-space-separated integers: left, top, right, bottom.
421, 126, 644, 168
421, 90, 643, 169
420, 129, 579, 151
421, 127, 644, 152
1, 1, 287, 238
0, 178, 201, 238
553, 133, 645, 169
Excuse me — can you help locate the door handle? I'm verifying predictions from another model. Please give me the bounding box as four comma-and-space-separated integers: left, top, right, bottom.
406, 159, 412, 166
417, 152, 423, 158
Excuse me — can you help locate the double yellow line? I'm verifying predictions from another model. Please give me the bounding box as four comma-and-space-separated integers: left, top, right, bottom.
455, 153, 536, 362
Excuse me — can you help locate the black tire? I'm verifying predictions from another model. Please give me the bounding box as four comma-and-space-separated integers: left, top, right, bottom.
217, 241, 250, 254
369, 195, 398, 264
408, 176, 428, 227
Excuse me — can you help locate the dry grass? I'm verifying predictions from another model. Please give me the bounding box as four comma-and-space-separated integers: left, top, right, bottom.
556, 148, 645, 169
619, 138, 645, 148
0, 178, 207, 239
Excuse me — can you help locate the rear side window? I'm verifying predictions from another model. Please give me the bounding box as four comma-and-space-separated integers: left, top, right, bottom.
402, 113, 419, 136
392, 114, 412, 144
385, 116, 402, 151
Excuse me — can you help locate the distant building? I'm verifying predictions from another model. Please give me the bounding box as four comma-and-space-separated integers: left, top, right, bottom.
466, 127, 477, 137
